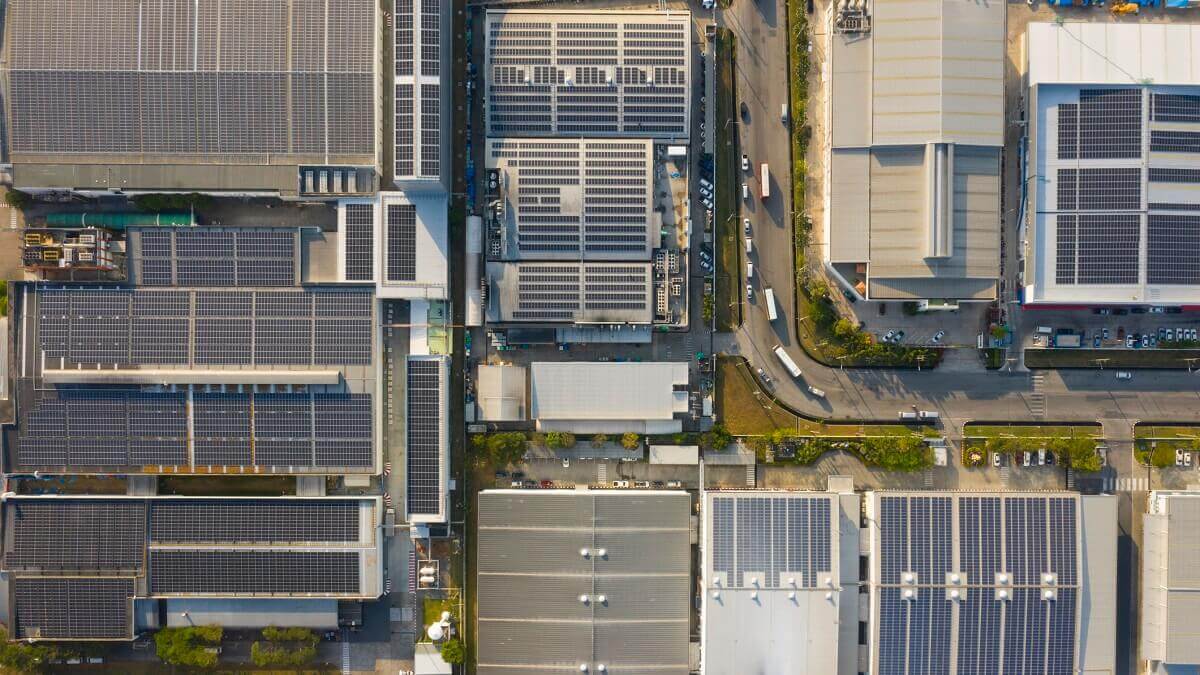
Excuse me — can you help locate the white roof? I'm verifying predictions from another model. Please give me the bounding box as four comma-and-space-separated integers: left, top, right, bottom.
476, 364, 527, 422
1027, 22, 1200, 87
415, 643, 452, 675
378, 191, 448, 300
530, 362, 688, 422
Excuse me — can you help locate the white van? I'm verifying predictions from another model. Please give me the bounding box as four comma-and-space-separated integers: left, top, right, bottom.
918, 410, 939, 420
745, 237, 753, 254
746, 262, 754, 279
1036, 326, 1053, 335
742, 183, 749, 200
781, 104, 789, 123
898, 411, 919, 421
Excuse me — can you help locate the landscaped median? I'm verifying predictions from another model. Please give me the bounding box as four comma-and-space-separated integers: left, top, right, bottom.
714, 27, 740, 332
716, 356, 938, 471
961, 423, 1104, 472
1135, 424, 1200, 467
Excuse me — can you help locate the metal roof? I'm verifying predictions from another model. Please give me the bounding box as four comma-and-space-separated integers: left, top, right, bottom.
476, 364, 528, 422
477, 489, 691, 674
830, 0, 1005, 148
530, 361, 688, 425
1143, 492, 1200, 666
486, 261, 655, 325
1027, 22, 1200, 88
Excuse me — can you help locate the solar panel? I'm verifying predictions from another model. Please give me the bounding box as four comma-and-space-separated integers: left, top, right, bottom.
36, 287, 374, 368
149, 500, 361, 544
386, 204, 418, 281
1148, 214, 1200, 285
343, 203, 375, 281
4, 500, 146, 572
7, 0, 375, 159
12, 577, 134, 640
406, 359, 443, 515
149, 550, 361, 595
708, 495, 834, 590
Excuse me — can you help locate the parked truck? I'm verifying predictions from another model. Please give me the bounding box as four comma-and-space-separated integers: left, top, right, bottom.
773, 344, 801, 378
759, 163, 770, 199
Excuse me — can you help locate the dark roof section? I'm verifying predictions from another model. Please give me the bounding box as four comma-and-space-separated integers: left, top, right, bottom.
3, 499, 146, 574
12, 578, 134, 640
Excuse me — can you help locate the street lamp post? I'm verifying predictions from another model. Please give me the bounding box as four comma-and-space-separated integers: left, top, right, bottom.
1094, 358, 1109, 370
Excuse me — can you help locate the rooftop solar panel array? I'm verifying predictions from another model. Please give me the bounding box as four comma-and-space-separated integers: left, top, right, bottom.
36, 287, 373, 367
406, 359, 444, 517
6, 0, 375, 160
386, 204, 418, 281
874, 494, 1080, 675
504, 262, 652, 322
134, 227, 298, 286
489, 139, 654, 260
394, 0, 443, 180
485, 13, 690, 137
15, 389, 373, 470
149, 550, 361, 595
343, 203, 376, 282
12, 578, 134, 640
4, 500, 146, 573
709, 495, 832, 589
149, 500, 362, 544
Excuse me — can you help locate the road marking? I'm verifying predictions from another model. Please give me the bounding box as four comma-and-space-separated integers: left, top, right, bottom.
745, 464, 755, 487
1030, 372, 1046, 418
999, 465, 1010, 487
923, 468, 933, 488
1111, 476, 1148, 492
598, 463, 607, 484
1066, 469, 1075, 491
341, 632, 351, 674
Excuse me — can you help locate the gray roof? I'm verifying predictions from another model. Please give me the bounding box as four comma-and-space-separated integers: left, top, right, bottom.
828, 144, 1000, 301
484, 10, 691, 139
486, 261, 655, 324
1144, 492, 1200, 666
487, 138, 657, 261
4, 0, 377, 192
530, 362, 688, 423
477, 489, 692, 674
830, 0, 1004, 148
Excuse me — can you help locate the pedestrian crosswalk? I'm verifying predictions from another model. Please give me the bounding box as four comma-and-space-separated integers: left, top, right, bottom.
745, 463, 756, 487
999, 465, 1010, 486
1104, 475, 1149, 492
1065, 469, 1075, 490
341, 634, 351, 674
597, 462, 607, 484
1030, 373, 1046, 418
923, 468, 933, 488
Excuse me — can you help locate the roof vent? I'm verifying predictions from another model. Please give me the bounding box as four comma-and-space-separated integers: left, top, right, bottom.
902, 589, 915, 600
597, 594, 607, 604
788, 591, 796, 600
712, 590, 720, 599
597, 666, 607, 673
579, 594, 590, 604
579, 665, 588, 672
580, 548, 591, 558
825, 591, 834, 600
903, 573, 915, 584
750, 590, 758, 600
788, 577, 796, 587
950, 589, 960, 600
996, 588, 1010, 601
597, 548, 607, 558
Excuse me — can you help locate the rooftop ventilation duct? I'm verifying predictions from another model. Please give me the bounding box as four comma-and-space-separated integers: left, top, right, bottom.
926, 143, 954, 259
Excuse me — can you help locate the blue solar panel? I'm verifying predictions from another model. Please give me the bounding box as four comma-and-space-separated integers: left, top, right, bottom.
1049, 498, 1078, 586
1005, 499, 1028, 584
1047, 588, 1077, 675
711, 497, 734, 580
878, 588, 907, 675
957, 592, 1003, 675
1002, 587, 1031, 675
880, 497, 908, 584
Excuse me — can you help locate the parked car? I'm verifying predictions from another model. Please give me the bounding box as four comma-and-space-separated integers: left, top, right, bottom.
1125, 336, 1136, 349
510, 480, 523, 488
1159, 327, 1168, 341
495, 470, 509, 479
1022, 452, 1031, 467
634, 480, 650, 488
1115, 371, 1133, 380
1045, 451, 1055, 466
1093, 308, 1111, 315
746, 284, 754, 301
523, 480, 538, 488
612, 480, 631, 488
744, 218, 752, 235
756, 367, 772, 384
1114, 308, 1129, 315
666, 480, 683, 488
1142, 335, 1151, 348
808, 385, 826, 398
540, 480, 554, 488
652, 481, 665, 488
931, 330, 945, 344
741, 154, 750, 171
1093, 335, 1101, 348
1177, 449, 1186, 467
884, 330, 896, 342
511, 471, 526, 480
992, 452, 1003, 468
1102, 327, 1109, 340
894, 330, 906, 343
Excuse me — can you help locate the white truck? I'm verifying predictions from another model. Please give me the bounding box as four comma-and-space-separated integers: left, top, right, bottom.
764, 287, 778, 321
773, 344, 802, 378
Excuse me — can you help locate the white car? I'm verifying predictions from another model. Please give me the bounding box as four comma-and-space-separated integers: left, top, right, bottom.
741, 154, 750, 171
807, 385, 826, 398
1177, 449, 1186, 467
1115, 371, 1133, 380
744, 218, 752, 235
931, 330, 945, 343
992, 452, 1002, 468
612, 480, 630, 488
746, 284, 754, 301
742, 183, 749, 200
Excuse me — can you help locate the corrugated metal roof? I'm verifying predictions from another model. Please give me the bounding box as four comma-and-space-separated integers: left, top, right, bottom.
1028, 22, 1200, 87
476, 490, 691, 673
831, 0, 1004, 148
530, 362, 688, 422
829, 149, 871, 262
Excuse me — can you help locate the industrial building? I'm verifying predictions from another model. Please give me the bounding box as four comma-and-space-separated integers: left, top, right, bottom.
864, 491, 1116, 675
476, 488, 692, 674
405, 356, 449, 525
825, 0, 1003, 303
1022, 22, 1200, 305
529, 361, 689, 433
485, 261, 654, 325
2, 496, 383, 640
475, 364, 527, 422
2, 0, 378, 198
10, 226, 381, 475
701, 487, 861, 675
1142, 491, 1200, 672
486, 138, 657, 261
394, 0, 451, 190
336, 193, 449, 299
484, 11, 691, 139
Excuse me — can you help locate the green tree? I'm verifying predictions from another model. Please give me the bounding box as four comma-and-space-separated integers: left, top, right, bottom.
0, 628, 59, 673
990, 325, 1008, 340
440, 638, 465, 665
4, 189, 31, 209
621, 432, 641, 450
250, 641, 316, 667
487, 432, 529, 465
984, 437, 1020, 455
832, 318, 857, 341
747, 436, 772, 462
545, 431, 576, 449
857, 436, 932, 472
261, 626, 317, 644
591, 433, 609, 448
699, 424, 732, 451
155, 625, 223, 668
1049, 437, 1103, 473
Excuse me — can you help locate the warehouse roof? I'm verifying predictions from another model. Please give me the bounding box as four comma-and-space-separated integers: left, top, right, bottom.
486, 261, 655, 325
530, 361, 688, 423
1143, 492, 1200, 666
476, 364, 527, 422
477, 489, 691, 675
